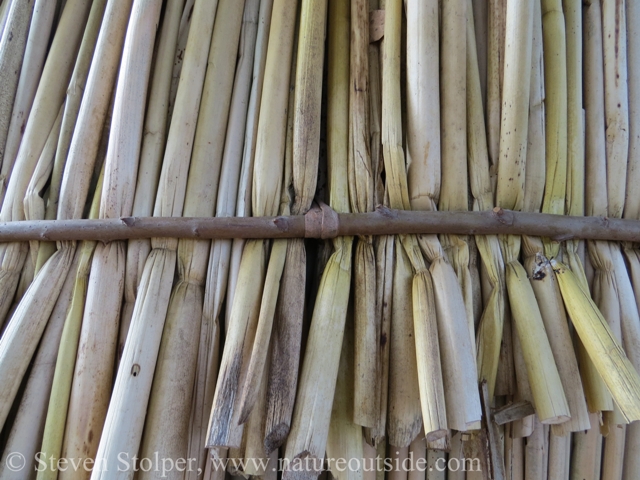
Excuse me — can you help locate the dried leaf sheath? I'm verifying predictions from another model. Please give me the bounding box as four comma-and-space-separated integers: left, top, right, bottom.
283, 236, 354, 478
207, 0, 297, 449
284, 0, 364, 475
529, 0, 590, 435
406, 0, 439, 212
553, 260, 640, 422
326, 313, 365, 480
466, 0, 506, 400
0, 0, 57, 208
138, 1, 244, 474
37, 170, 103, 480
56, 1, 140, 470
349, 0, 378, 429
0, 0, 93, 432
496, 0, 569, 425
80, 1, 174, 476
0, 248, 78, 478
602, 0, 629, 219
187, 2, 262, 475
120, 0, 185, 356
582, 0, 615, 411
36, 0, 108, 270
238, 0, 326, 427
486, 0, 505, 188
387, 241, 424, 447
388, 0, 478, 434
439, 0, 476, 366
623, 0, 640, 475
0, 0, 35, 199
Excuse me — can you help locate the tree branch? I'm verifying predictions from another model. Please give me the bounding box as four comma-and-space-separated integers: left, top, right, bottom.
0, 206, 637, 243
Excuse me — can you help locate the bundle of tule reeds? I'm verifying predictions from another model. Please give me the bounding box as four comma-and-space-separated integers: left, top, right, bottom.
1, 1, 640, 479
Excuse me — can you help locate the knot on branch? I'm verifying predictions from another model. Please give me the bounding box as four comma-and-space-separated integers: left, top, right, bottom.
304, 201, 339, 239
121, 217, 136, 227
492, 207, 515, 226
375, 205, 397, 218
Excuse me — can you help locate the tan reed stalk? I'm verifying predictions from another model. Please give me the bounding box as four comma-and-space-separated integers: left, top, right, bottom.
284, 232, 354, 476
553, 258, 640, 422
0, 244, 80, 478
540, 0, 568, 220
236, 235, 287, 423
0, 0, 34, 195
0, 0, 92, 432
0, 0, 57, 206
466, 0, 507, 401
602, 424, 626, 480
89, 0, 208, 476
224, 0, 273, 356
408, 437, 426, 480
622, 248, 640, 474
522, 0, 545, 221
562, 0, 605, 434
427, 450, 446, 480
202, 449, 228, 480
448, 433, 464, 480
186, 2, 263, 476
569, 413, 602, 480
511, 330, 535, 439
138, 1, 244, 475
582, 0, 616, 412
167, 0, 195, 122
0, 0, 10, 38
387, 241, 424, 448
235, 5, 300, 423
119, 0, 184, 357
521, 0, 589, 435
603, 255, 640, 468
23, 104, 63, 265
349, 0, 378, 429
255, 0, 328, 444
364, 232, 393, 447
368, 0, 383, 208
622, 1, 640, 477
504, 428, 523, 480
486, 0, 505, 187
439, 0, 476, 358
35, 0, 107, 270
363, 0, 388, 447
283, 1, 360, 475
386, 0, 452, 443
548, 434, 570, 480
36, 170, 103, 480
496, 0, 570, 425
240, 363, 270, 477
403, 0, 479, 435
207, 0, 296, 449
468, 6, 486, 103
602, 0, 629, 219
524, 418, 546, 480
389, 447, 407, 480
494, 306, 516, 397
263, 18, 301, 454
54, 2, 141, 473
363, 440, 377, 480
577, 0, 640, 427
326, 315, 364, 480
625, 0, 640, 220
406, 0, 439, 213
610, 248, 640, 379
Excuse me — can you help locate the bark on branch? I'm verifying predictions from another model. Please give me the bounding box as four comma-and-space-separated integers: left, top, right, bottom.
0, 205, 638, 243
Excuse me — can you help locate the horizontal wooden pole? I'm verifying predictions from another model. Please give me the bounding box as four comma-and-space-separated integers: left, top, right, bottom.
0, 206, 639, 242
